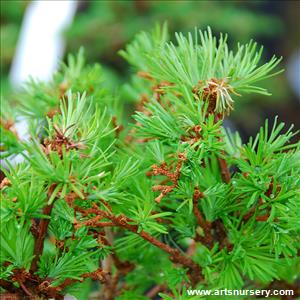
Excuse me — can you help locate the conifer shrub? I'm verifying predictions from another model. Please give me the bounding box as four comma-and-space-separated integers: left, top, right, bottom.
1, 26, 299, 300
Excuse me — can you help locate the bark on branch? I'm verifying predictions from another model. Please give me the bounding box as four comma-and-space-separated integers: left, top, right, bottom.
76, 203, 202, 285
192, 187, 213, 248
30, 184, 58, 273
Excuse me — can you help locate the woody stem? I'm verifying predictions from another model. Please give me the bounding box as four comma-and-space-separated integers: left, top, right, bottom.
78, 204, 202, 285
30, 184, 58, 273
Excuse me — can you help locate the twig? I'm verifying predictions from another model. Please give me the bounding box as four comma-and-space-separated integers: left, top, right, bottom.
146, 284, 167, 298
58, 268, 107, 290
98, 229, 135, 300
192, 187, 213, 248
211, 219, 233, 251
30, 184, 58, 273
77, 203, 202, 285
243, 180, 274, 222
217, 156, 231, 183
112, 116, 124, 138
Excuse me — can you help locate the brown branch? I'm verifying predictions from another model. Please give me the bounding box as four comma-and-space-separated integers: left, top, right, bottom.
211, 220, 233, 251
30, 184, 58, 273
255, 180, 274, 222
217, 156, 231, 183
192, 187, 213, 248
4, 267, 43, 298
103, 271, 120, 300
191, 188, 233, 252
58, 268, 107, 290
99, 233, 135, 275
112, 255, 134, 275
0, 279, 19, 294
112, 116, 124, 138
243, 180, 275, 222
146, 284, 167, 298
79, 203, 202, 285
98, 232, 135, 300
94, 222, 115, 227
101, 231, 115, 300
74, 216, 116, 229
18, 281, 32, 297
255, 214, 270, 222
192, 187, 206, 229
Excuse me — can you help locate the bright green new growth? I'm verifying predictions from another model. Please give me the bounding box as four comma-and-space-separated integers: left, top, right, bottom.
121, 25, 283, 114
1, 26, 299, 300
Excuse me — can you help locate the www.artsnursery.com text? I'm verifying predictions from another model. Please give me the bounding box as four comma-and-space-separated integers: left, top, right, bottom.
186, 288, 294, 297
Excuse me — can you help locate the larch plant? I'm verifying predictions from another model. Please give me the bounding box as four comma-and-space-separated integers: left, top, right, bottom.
1, 25, 299, 300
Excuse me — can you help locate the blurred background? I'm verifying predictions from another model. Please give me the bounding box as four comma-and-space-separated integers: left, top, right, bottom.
1, 0, 300, 142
